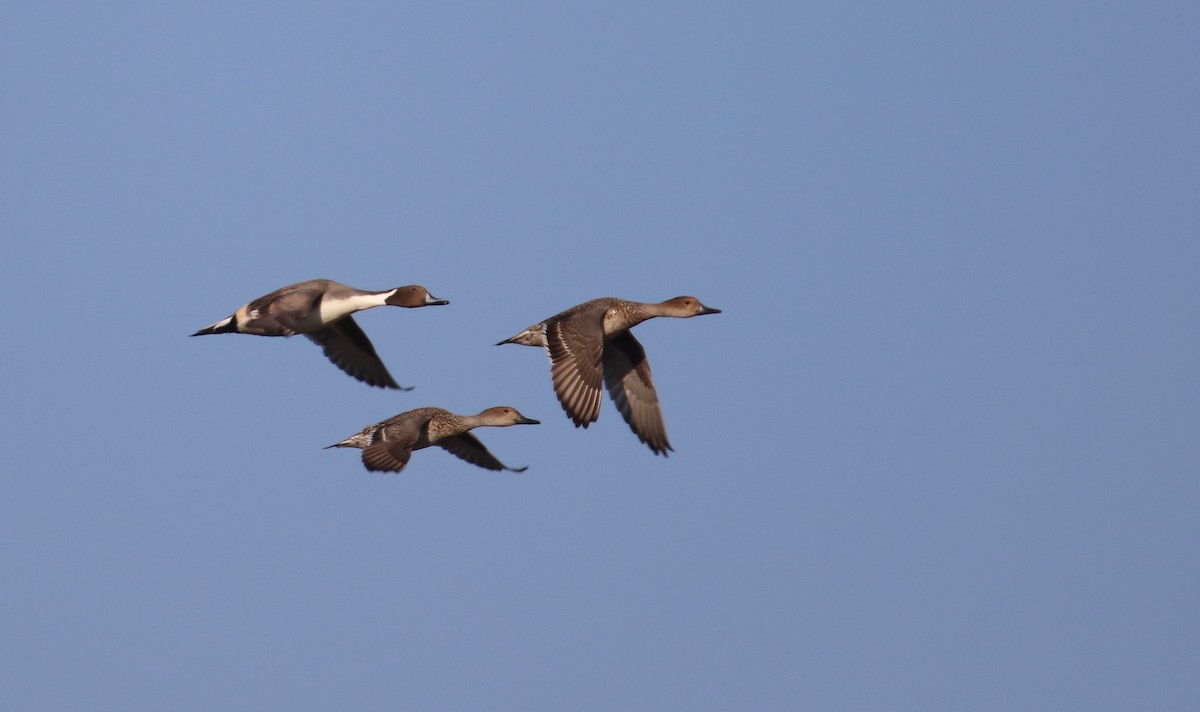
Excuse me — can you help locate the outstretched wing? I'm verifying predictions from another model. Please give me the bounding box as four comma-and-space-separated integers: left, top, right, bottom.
602, 331, 672, 456
437, 433, 526, 472
305, 316, 405, 390
545, 312, 605, 428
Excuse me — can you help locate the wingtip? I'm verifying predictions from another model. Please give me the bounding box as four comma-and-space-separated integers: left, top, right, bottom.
377, 379, 414, 391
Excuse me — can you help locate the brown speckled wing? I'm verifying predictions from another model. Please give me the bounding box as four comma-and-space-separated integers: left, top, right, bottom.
305, 316, 403, 389
359, 417, 423, 472
437, 433, 525, 472
361, 441, 414, 472
545, 314, 604, 428
602, 331, 672, 456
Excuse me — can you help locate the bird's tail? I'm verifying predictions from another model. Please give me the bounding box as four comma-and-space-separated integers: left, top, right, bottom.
190, 315, 236, 337
324, 433, 370, 449
495, 325, 545, 347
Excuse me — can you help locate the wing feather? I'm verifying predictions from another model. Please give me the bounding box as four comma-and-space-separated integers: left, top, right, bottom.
545, 315, 604, 427
305, 316, 404, 389
602, 332, 672, 456
437, 433, 526, 472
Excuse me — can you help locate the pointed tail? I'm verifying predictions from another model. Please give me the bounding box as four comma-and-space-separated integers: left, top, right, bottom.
496, 326, 546, 347
190, 315, 237, 337
324, 437, 367, 450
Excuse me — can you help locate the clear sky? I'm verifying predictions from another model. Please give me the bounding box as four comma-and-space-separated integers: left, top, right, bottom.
2, 2, 1197, 710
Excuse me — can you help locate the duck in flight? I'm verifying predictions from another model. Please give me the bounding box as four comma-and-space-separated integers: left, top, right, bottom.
326, 406, 540, 473
497, 296, 720, 456
191, 279, 447, 389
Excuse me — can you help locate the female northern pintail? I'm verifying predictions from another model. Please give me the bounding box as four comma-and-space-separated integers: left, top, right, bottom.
326, 406, 540, 473
191, 279, 448, 389
497, 296, 720, 456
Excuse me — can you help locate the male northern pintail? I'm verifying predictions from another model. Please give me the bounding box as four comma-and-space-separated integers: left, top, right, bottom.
497, 296, 720, 456
191, 279, 448, 389
326, 406, 540, 473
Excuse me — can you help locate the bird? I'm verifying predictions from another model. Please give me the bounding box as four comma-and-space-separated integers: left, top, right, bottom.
326, 406, 540, 473
191, 279, 448, 389
496, 296, 720, 456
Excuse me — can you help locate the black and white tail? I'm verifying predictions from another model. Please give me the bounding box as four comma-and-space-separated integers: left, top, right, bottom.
190, 315, 237, 336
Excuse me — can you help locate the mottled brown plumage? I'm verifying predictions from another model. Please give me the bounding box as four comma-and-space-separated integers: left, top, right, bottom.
497, 296, 720, 456
326, 406, 540, 473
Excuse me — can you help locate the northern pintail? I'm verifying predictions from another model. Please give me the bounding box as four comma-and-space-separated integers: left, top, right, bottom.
326, 406, 540, 473
191, 279, 448, 389
497, 296, 720, 456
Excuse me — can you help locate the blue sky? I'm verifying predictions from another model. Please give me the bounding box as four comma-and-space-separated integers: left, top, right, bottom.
2, 2, 1197, 710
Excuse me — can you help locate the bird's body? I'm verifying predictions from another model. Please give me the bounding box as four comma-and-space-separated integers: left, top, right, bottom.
497, 296, 720, 455
326, 406, 539, 473
191, 279, 447, 389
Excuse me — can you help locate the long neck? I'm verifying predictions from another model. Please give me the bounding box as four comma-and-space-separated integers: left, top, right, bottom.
603, 302, 658, 335
317, 290, 390, 323
461, 412, 496, 429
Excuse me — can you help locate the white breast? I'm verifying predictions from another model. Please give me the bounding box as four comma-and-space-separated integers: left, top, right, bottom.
307, 291, 390, 328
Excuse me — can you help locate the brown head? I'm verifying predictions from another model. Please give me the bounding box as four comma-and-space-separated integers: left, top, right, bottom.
385, 285, 449, 308
476, 406, 541, 427
659, 296, 721, 317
